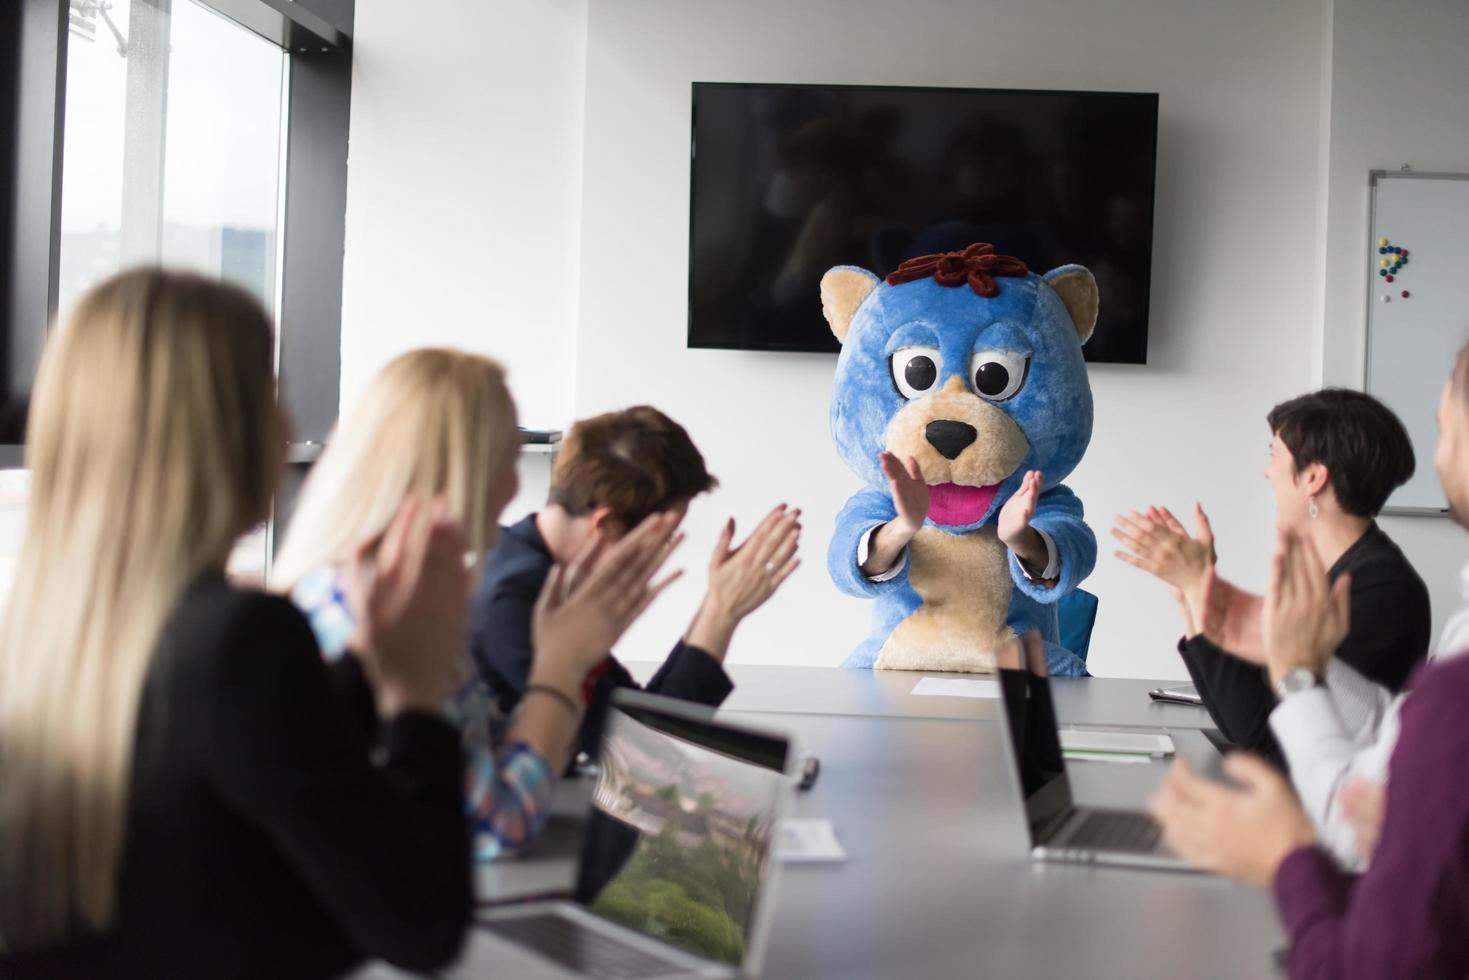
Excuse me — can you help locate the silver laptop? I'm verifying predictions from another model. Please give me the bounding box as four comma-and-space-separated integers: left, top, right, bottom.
995, 667, 1200, 873
472, 690, 794, 978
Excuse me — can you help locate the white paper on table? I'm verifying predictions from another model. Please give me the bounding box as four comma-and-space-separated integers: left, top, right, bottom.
911, 676, 1002, 699
1061, 750, 1154, 765
1060, 728, 1175, 757
777, 818, 848, 863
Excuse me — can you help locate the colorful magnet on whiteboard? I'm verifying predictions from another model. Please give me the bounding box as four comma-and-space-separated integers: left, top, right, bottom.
1402, 290, 1410, 298
1379, 247, 1387, 254
1381, 258, 1390, 267
1386, 274, 1395, 282
1380, 269, 1387, 277
1379, 237, 1389, 247
1381, 294, 1391, 303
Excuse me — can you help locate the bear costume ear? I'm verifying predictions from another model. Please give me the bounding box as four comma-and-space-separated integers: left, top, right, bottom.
820, 266, 881, 343
1042, 265, 1099, 344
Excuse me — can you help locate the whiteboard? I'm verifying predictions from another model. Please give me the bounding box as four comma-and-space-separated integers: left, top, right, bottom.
1366, 172, 1469, 513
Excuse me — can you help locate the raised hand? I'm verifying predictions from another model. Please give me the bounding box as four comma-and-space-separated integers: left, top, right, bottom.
998, 470, 1043, 548
347, 495, 472, 717
1150, 504, 1217, 565
997, 470, 1052, 574
1111, 504, 1215, 594
685, 504, 803, 661
1263, 530, 1351, 688
530, 511, 686, 698
861, 452, 930, 578
880, 451, 929, 534
706, 505, 802, 623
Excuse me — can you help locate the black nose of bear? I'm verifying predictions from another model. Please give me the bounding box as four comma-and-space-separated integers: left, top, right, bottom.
925, 420, 977, 461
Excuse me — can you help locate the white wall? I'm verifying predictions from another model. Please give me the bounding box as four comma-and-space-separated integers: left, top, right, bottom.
339, 0, 588, 429
573, 0, 1326, 679
347, 0, 1469, 679
1318, 0, 1469, 643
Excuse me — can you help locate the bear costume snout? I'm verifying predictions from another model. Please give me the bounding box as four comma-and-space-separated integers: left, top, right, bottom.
882, 375, 1031, 509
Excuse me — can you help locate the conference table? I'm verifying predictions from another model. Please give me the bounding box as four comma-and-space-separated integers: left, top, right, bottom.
444, 664, 1287, 980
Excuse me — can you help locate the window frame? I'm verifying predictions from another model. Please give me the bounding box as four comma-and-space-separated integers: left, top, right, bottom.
1, 0, 353, 464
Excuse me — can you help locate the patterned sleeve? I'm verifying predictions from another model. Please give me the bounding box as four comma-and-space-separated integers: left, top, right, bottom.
468, 741, 558, 861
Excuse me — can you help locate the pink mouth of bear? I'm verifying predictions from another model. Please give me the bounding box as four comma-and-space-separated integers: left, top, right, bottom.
927, 482, 1001, 527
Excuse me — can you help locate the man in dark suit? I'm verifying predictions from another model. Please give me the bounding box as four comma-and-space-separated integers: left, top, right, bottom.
471, 405, 802, 758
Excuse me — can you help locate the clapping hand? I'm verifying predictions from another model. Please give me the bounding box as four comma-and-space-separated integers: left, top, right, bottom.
347, 495, 472, 717
1147, 755, 1317, 887
1111, 503, 1216, 593
530, 511, 686, 697
705, 505, 802, 624
880, 451, 929, 534
861, 453, 929, 577
686, 504, 803, 660
997, 470, 1043, 548
1263, 530, 1351, 688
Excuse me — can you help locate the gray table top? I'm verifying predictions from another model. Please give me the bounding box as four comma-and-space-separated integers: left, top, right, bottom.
453, 666, 1282, 980
627, 661, 1216, 730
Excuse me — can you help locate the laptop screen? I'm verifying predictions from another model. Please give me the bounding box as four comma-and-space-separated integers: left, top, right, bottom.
996, 668, 1075, 836
575, 691, 790, 968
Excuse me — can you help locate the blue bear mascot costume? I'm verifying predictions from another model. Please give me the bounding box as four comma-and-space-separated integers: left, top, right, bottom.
823, 243, 1098, 677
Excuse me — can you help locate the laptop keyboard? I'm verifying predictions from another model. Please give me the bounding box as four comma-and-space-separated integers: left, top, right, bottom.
1066, 809, 1163, 853
481, 912, 692, 978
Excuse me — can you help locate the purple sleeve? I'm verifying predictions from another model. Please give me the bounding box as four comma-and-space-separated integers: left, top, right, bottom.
1272, 665, 1469, 979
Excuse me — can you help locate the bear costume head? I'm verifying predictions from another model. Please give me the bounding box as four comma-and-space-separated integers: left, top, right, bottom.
823, 243, 1096, 525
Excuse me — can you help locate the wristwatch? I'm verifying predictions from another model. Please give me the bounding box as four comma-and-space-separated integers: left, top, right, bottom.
1276, 667, 1322, 699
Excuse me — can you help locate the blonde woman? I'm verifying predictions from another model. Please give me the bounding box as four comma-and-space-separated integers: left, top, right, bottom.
273, 349, 678, 860
0, 269, 470, 976
0, 271, 680, 978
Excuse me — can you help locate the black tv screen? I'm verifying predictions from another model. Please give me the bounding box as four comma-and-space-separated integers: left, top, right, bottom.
688, 82, 1158, 364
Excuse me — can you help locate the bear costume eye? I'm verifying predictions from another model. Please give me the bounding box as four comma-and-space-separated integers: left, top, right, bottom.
969, 350, 1029, 402
890, 346, 942, 400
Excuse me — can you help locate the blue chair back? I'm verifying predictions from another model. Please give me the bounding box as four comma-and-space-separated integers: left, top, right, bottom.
1057, 588, 1099, 665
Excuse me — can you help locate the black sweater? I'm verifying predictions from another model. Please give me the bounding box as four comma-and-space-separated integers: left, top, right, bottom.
1179, 522, 1431, 765
3, 575, 472, 979
470, 515, 733, 759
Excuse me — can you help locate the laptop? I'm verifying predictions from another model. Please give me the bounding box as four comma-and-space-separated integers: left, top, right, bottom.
994, 667, 1201, 873
472, 689, 794, 978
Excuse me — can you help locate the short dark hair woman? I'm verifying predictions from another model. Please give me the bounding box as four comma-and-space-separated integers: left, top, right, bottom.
1111, 388, 1430, 763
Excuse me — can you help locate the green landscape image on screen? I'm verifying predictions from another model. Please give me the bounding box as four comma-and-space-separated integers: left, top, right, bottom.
588, 716, 780, 966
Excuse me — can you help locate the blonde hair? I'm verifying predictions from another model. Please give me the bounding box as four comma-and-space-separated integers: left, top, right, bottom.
0, 269, 279, 946
272, 349, 516, 591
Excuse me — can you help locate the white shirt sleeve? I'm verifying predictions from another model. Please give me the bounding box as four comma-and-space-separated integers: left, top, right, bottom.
856, 524, 907, 582
1269, 659, 1398, 870
1016, 527, 1059, 581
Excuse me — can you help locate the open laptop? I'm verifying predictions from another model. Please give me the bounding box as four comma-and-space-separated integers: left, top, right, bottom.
472, 689, 794, 978
995, 668, 1201, 873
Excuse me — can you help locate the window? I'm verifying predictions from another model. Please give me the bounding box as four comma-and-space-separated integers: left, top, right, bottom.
59, 0, 287, 320
4, 0, 351, 571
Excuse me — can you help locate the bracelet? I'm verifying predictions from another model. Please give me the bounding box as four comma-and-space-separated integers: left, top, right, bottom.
524, 683, 582, 717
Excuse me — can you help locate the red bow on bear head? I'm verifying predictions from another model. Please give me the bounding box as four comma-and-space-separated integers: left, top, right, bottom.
884, 243, 1029, 298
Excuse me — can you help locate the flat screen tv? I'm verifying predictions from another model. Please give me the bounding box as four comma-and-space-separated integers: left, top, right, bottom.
688, 82, 1158, 363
